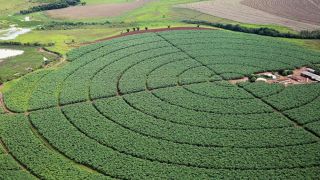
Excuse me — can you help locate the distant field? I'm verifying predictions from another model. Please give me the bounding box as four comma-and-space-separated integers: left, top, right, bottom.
46, 0, 154, 19
1, 0, 320, 84
1, 29, 320, 179
178, 0, 320, 31
85, 0, 134, 5
0, 0, 32, 15
242, 0, 320, 25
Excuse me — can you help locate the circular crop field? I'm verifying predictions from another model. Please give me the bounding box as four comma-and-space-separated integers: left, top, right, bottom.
1, 30, 320, 179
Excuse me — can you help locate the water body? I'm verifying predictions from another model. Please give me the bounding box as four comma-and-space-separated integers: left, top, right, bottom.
0, 26, 31, 40
0, 49, 24, 61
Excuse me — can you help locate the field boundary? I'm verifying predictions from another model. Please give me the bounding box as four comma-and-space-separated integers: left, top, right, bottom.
81, 27, 215, 45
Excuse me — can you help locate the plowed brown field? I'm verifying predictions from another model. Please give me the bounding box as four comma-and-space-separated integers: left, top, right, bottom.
178, 0, 320, 31
46, 0, 154, 19
242, 0, 320, 25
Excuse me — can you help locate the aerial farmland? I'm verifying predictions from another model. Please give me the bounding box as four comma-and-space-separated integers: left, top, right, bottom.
0, 0, 320, 179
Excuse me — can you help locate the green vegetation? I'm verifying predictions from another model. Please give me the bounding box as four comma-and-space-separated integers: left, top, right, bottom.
183, 20, 320, 39
1, 0, 320, 178
14, 27, 122, 54
0, 105, 4, 114
3, 70, 52, 112
0, 114, 108, 179
0, 45, 59, 82
20, 0, 81, 14
2, 0, 318, 64
1, 30, 320, 179
278, 69, 293, 76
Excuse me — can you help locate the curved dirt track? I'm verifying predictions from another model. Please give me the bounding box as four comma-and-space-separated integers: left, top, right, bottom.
46, 0, 155, 19
242, 0, 320, 25
178, 0, 320, 31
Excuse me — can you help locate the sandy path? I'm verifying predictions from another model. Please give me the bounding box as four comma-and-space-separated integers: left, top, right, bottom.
177, 0, 320, 31
47, 0, 155, 19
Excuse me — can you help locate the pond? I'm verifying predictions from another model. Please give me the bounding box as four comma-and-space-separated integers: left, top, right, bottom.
0, 26, 31, 40
0, 49, 24, 61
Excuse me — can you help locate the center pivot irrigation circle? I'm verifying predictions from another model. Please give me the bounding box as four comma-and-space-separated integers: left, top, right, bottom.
5, 29, 320, 179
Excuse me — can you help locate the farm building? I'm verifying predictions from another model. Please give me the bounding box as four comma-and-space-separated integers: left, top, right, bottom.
306, 68, 315, 73
301, 71, 320, 82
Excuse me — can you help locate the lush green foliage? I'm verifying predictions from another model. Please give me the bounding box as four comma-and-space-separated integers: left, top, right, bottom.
0, 114, 109, 179
240, 82, 285, 98
2, 30, 320, 179
20, 0, 81, 14
4, 70, 51, 113
0, 106, 4, 114
263, 84, 320, 111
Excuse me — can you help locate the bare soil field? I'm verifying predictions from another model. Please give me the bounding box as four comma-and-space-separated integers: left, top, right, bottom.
46, 0, 154, 19
242, 0, 320, 26
177, 0, 320, 31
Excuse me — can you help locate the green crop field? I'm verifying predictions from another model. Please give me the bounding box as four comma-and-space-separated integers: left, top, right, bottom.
1, 29, 320, 179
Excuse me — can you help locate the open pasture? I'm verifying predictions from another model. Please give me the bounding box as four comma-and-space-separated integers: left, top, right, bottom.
1, 29, 320, 179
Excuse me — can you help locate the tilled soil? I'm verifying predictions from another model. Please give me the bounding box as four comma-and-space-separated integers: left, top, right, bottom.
242, 0, 320, 26
177, 0, 320, 31
46, 0, 155, 19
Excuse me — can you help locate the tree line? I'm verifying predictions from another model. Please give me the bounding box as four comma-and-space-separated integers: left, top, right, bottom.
20, 0, 82, 14
0, 41, 55, 47
183, 20, 320, 39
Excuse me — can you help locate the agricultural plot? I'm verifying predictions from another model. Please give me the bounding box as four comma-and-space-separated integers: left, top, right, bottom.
0, 105, 4, 114
1, 30, 320, 179
241, 0, 320, 26
46, 0, 155, 19
177, 0, 320, 31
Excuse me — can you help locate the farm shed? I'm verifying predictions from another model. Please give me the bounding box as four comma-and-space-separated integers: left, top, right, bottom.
301, 71, 320, 82
306, 68, 315, 73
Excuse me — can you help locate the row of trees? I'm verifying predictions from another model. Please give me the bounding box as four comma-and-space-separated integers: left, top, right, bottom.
183, 20, 320, 39
37, 21, 112, 30
20, 0, 82, 14
0, 41, 55, 47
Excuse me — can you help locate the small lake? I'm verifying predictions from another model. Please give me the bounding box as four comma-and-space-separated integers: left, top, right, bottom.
0, 26, 31, 40
0, 49, 24, 61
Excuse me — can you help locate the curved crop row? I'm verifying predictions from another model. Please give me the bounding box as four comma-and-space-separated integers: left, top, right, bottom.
2, 30, 320, 179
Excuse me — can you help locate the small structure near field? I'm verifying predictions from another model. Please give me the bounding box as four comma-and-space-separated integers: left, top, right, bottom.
306, 68, 315, 73
43, 57, 50, 65
266, 73, 277, 80
26, 67, 33, 72
301, 71, 320, 82
256, 77, 267, 82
